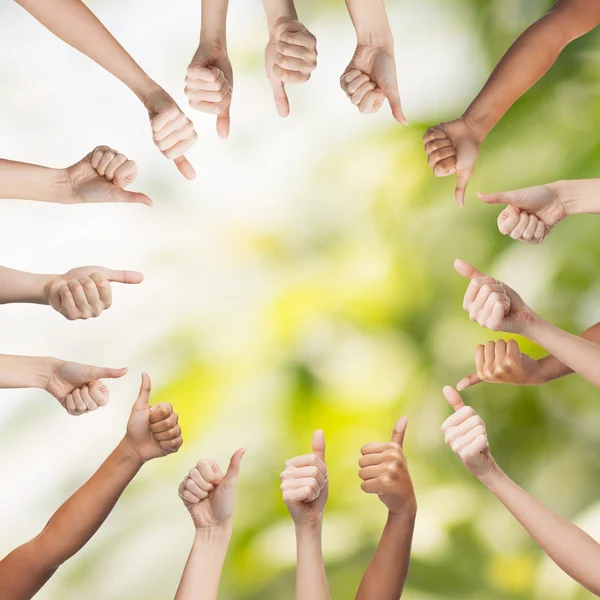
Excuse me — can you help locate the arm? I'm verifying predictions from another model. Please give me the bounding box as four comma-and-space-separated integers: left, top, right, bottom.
262, 0, 317, 118
281, 431, 330, 600
356, 418, 415, 600
14, 1, 197, 179
340, 0, 405, 122
0, 159, 70, 203
442, 386, 600, 597
0, 373, 182, 600
185, 0, 233, 138
175, 450, 245, 599
0, 267, 52, 304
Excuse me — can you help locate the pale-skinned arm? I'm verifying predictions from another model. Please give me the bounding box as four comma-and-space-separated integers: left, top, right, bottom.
455, 259, 600, 391
175, 450, 245, 599
356, 417, 415, 600
0, 374, 183, 600
442, 386, 600, 596
14, 0, 197, 179
281, 430, 330, 600
424, 0, 600, 206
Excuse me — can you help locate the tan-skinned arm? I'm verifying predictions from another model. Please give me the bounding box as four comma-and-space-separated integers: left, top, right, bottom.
355, 418, 415, 600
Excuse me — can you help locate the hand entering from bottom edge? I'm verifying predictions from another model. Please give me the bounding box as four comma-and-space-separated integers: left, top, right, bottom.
281, 430, 328, 528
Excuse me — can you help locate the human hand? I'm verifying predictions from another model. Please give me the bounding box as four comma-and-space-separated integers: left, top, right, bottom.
340, 44, 406, 123
477, 182, 567, 244
441, 386, 497, 479
423, 117, 482, 206
455, 259, 536, 335
65, 146, 152, 206
43, 266, 143, 321
185, 42, 233, 139
144, 88, 198, 180
125, 373, 183, 463
45, 359, 128, 415
281, 430, 328, 528
457, 340, 548, 390
178, 449, 246, 530
359, 417, 416, 515
265, 18, 317, 118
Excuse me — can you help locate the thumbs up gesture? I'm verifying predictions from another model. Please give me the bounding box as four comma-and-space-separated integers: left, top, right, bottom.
66, 146, 153, 206
454, 259, 536, 335
125, 373, 183, 463
179, 449, 246, 530
44, 266, 143, 321
441, 386, 496, 479
358, 417, 415, 515
281, 430, 329, 528
477, 183, 567, 244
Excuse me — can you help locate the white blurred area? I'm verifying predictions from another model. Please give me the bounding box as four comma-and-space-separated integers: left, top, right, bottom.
0, 0, 490, 598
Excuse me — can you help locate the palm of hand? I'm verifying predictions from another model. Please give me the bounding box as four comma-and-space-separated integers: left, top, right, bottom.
46, 362, 98, 401
465, 447, 494, 478
126, 405, 164, 462
187, 483, 236, 529
67, 158, 131, 204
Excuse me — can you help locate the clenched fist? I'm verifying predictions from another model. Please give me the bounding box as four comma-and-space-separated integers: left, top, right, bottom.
144, 88, 198, 180
359, 416, 415, 515
45, 359, 128, 416
125, 373, 183, 463
441, 386, 496, 479
185, 42, 233, 139
457, 339, 548, 391
43, 266, 143, 321
340, 44, 405, 122
179, 450, 245, 530
265, 18, 317, 118
423, 117, 482, 206
477, 183, 567, 244
66, 146, 152, 206
455, 259, 535, 334
281, 430, 328, 528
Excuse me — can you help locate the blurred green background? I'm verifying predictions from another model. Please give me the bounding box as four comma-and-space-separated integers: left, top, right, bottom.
1, 0, 600, 598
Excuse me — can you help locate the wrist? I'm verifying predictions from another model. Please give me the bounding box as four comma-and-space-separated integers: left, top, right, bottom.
264, 0, 298, 35
46, 167, 73, 204
478, 461, 505, 489
553, 179, 585, 217
294, 517, 323, 535
119, 436, 146, 467
194, 523, 233, 540
36, 356, 60, 391
388, 497, 417, 519
137, 80, 164, 108
461, 112, 489, 145
355, 24, 393, 49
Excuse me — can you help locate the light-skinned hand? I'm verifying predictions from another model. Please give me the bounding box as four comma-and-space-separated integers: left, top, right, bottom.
477, 183, 567, 244
43, 266, 143, 321
455, 259, 535, 335
66, 146, 152, 206
185, 42, 233, 139
358, 416, 416, 515
178, 449, 246, 530
144, 88, 198, 180
340, 44, 406, 123
423, 117, 482, 206
441, 386, 496, 479
281, 430, 328, 528
457, 339, 548, 390
125, 373, 183, 463
265, 18, 317, 118
45, 360, 128, 415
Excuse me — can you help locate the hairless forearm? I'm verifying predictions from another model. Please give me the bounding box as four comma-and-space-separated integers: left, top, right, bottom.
0, 439, 142, 600
15, 0, 160, 102
0, 159, 71, 203
295, 524, 330, 600
355, 510, 415, 600
0, 355, 56, 390
174, 526, 232, 600
463, 0, 600, 141
200, 0, 229, 44
262, 0, 298, 31
480, 465, 600, 595
0, 267, 54, 304
344, 0, 393, 47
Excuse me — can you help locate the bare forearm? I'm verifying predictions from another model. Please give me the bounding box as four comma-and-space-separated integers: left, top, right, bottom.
344, 0, 393, 47
558, 179, 600, 216
0, 267, 54, 304
295, 524, 330, 600
0, 159, 73, 203
262, 0, 297, 31
355, 509, 415, 600
481, 465, 600, 595
15, 0, 159, 102
200, 0, 229, 44
174, 526, 232, 600
0, 439, 142, 600
464, 1, 600, 141
0, 355, 56, 390
525, 317, 600, 389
